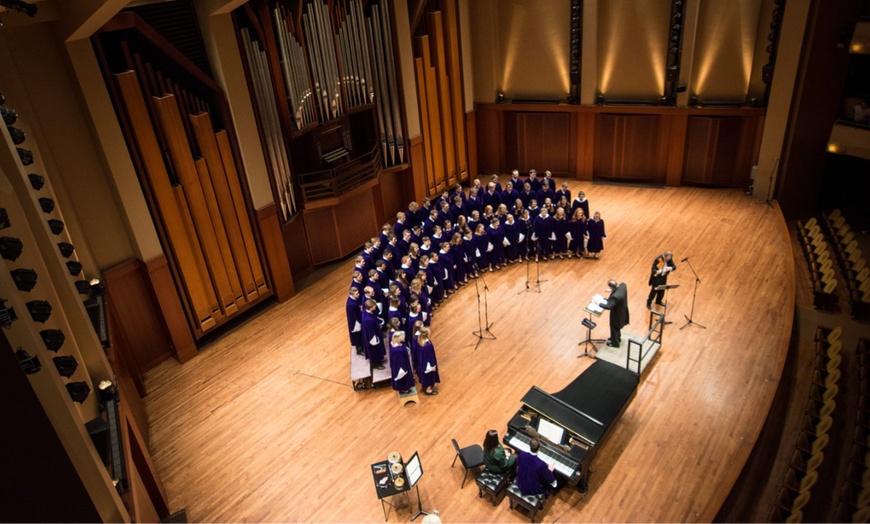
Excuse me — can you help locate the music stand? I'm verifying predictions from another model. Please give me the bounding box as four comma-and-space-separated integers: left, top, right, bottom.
578, 295, 607, 358
654, 284, 679, 325
406, 452, 428, 521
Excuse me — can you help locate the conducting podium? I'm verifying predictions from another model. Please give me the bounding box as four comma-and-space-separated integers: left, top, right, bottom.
578, 294, 607, 358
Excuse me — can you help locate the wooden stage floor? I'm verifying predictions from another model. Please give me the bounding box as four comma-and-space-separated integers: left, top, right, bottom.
143, 184, 794, 522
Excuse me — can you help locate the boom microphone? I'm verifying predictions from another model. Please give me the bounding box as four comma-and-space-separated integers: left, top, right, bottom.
681, 257, 689, 263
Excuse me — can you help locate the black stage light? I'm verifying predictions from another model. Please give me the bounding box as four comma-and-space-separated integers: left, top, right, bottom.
25, 300, 51, 323
0, 299, 18, 327
53, 355, 78, 378
596, 94, 606, 106
97, 379, 119, 403
40, 329, 65, 351
48, 219, 64, 234
0, 237, 23, 261
38, 197, 54, 214
7, 125, 25, 144
74, 280, 91, 295
57, 242, 74, 258
66, 260, 82, 276
28, 173, 44, 190
0, 208, 10, 229
89, 278, 106, 298
66, 381, 91, 403
496, 92, 506, 104
0, 0, 38, 17
1, 106, 17, 125
689, 96, 699, 107
16, 348, 41, 374
17, 147, 33, 166
10, 268, 37, 292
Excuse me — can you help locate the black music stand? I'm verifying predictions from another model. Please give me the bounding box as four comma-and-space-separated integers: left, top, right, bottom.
679, 258, 707, 330
578, 297, 607, 358
405, 452, 428, 521
654, 284, 679, 325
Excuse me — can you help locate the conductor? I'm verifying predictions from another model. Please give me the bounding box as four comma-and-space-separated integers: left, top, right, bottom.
599, 280, 629, 348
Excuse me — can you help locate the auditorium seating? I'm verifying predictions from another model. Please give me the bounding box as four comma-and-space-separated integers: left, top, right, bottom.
834, 339, 870, 523
770, 326, 844, 522
817, 210, 870, 319
797, 217, 839, 310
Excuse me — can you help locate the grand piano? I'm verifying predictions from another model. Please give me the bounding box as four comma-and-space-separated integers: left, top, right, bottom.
504, 360, 639, 492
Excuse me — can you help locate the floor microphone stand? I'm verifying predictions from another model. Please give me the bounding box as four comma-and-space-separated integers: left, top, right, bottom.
679, 258, 707, 330
471, 263, 496, 349
518, 223, 543, 294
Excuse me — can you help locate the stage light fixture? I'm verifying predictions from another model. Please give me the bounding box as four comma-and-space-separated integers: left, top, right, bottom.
66, 260, 82, 276
97, 379, 119, 403
0, 299, 17, 327
1, 106, 17, 125
53, 355, 78, 378
74, 280, 90, 295
689, 96, 699, 107
28, 173, 44, 190
66, 381, 91, 403
16, 348, 41, 374
10, 268, 37, 292
25, 300, 51, 323
0, 237, 23, 261
0, 208, 10, 229
496, 92, 506, 104
48, 219, 64, 235
40, 329, 65, 351
57, 242, 74, 258
89, 278, 106, 298
17, 147, 33, 166
7, 126, 25, 144
38, 197, 54, 214
596, 95, 606, 106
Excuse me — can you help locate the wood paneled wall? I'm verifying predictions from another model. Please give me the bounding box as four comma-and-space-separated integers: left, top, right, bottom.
475, 103, 765, 188
413, 1, 469, 196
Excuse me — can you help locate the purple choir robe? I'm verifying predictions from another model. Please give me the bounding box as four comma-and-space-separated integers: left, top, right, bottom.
503, 221, 520, 261
439, 250, 456, 291
390, 342, 416, 392
556, 189, 571, 204
570, 198, 590, 220
519, 190, 535, 208
569, 219, 587, 254
586, 218, 606, 253
487, 224, 506, 266
526, 177, 542, 192
361, 310, 385, 364
473, 233, 489, 269
415, 339, 441, 389
346, 296, 362, 348
533, 214, 554, 257
516, 452, 556, 497
552, 217, 570, 254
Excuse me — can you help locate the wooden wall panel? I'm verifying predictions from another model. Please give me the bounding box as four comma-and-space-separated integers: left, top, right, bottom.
683, 116, 743, 185
304, 207, 341, 264
144, 255, 197, 363
282, 215, 313, 278
378, 168, 407, 223
466, 111, 478, 180
256, 203, 295, 303
475, 104, 501, 174
594, 114, 663, 182
517, 112, 571, 175
103, 258, 174, 372
335, 189, 378, 253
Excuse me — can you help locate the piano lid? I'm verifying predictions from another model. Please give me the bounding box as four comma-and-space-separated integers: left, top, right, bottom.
520, 360, 639, 446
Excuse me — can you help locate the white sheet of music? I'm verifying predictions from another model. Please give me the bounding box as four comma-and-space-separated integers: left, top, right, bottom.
586, 294, 605, 314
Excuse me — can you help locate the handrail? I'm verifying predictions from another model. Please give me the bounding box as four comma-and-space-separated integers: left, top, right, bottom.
297, 145, 381, 203
626, 310, 666, 374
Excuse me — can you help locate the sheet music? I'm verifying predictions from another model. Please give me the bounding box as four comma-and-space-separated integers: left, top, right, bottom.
586, 293, 605, 314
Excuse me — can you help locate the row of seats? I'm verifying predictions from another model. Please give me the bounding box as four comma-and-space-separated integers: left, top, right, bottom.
797, 217, 839, 309
819, 210, 870, 319
769, 325, 843, 522
836, 339, 870, 523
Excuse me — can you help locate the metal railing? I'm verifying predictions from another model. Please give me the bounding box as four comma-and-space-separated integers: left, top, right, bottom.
626, 310, 665, 375
297, 144, 381, 203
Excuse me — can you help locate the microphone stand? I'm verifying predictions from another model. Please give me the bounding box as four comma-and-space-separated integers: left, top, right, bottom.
470, 263, 496, 349
680, 258, 707, 330
518, 221, 547, 294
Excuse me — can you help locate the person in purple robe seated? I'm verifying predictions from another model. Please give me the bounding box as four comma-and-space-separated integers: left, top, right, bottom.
361, 299, 386, 370
389, 331, 415, 394
414, 327, 440, 395
346, 287, 363, 355
516, 438, 557, 497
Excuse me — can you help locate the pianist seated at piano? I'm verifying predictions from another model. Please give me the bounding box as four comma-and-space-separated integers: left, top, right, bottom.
516, 438, 558, 497
483, 429, 517, 475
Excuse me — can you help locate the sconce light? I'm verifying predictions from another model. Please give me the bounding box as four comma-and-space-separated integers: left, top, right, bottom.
7, 126, 25, 144
28, 173, 44, 190
25, 300, 51, 323
16, 348, 41, 374
66, 261, 82, 277
57, 242, 74, 258
0, 237, 23, 261
827, 142, 845, 154
74, 280, 91, 295
48, 219, 64, 235
38, 198, 54, 214
89, 278, 106, 298
0, 299, 17, 327
97, 379, 119, 403
53, 355, 78, 378
496, 92, 506, 104
40, 329, 65, 352
1, 106, 17, 125
17, 147, 33, 166
66, 381, 91, 403
10, 268, 37, 292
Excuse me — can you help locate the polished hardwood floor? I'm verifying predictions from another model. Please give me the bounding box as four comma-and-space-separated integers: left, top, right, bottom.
142, 184, 794, 522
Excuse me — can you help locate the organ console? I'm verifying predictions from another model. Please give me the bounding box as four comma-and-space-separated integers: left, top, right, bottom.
504, 360, 639, 492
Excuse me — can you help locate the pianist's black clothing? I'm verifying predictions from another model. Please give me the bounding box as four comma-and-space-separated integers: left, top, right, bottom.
600, 283, 629, 346
483, 445, 517, 475
516, 451, 556, 497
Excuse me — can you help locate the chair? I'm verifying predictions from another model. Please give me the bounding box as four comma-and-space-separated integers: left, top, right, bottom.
852, 505, 870, 523
829, 209, 842, 221
506, 481, 546, 522
796, 432, 829, 455
784, 469, 818, 494
791, 448, 824, 474
821, 279, 838, 295
804, 216, 818, 231
827, 326, 843, 345
451, 438, 484, 488
851, 249, 864, 264
475, 469, 510, 506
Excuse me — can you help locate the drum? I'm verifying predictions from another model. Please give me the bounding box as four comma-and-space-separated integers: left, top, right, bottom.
387, 451, 402, 465
390, 462, 404, 476
393, 476, 406, 490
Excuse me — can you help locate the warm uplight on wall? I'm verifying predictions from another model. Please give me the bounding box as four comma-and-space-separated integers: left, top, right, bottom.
827, 142, 845, 154
852, 42, 866, 53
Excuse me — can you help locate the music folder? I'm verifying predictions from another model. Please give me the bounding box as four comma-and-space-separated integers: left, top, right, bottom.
585, 294, 605, 315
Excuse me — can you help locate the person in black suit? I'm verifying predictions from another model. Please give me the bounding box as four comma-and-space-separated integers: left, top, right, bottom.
647, 251, 676, 309
599, 279, 629, 347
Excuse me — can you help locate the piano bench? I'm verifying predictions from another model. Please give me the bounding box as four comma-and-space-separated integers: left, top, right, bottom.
507, 481, 546, 522
476, 470, 510, 506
